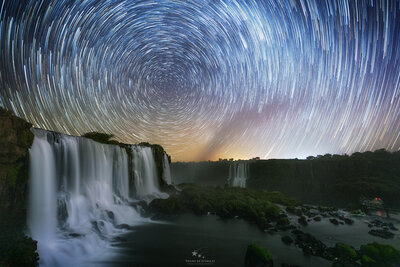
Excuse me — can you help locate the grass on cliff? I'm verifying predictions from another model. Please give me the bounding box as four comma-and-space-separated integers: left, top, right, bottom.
82, 132, 121, 145
149, 184, 298, 229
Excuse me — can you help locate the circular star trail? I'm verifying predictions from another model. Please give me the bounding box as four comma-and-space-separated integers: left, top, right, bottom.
1, 0, 400, 161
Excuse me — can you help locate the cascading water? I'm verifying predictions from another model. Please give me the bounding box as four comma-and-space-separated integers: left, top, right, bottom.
131, 146, 168, 201
162, 153, 172, 185
227, 162, 249, 188
27, 129, 165, 266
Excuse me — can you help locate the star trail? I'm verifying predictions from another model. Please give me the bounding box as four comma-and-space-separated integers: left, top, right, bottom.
1, 0, 400, 161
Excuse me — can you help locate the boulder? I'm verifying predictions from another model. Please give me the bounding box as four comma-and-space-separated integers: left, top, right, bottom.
298, 216, 308, 226
281, 235, 293, 245
368, 229, 394, 239
313, 216, 322, 222
291, 230, 333, 260
344, 218, 354, 225
329, 218, 339, 225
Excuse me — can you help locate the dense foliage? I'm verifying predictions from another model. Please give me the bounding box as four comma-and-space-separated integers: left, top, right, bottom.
359, 242, 400, 267
172, 149, 400, 208
149, 184, 298, 229
82, 131, 120, 145
244, 243, 273, 267
249, 149, 400, 208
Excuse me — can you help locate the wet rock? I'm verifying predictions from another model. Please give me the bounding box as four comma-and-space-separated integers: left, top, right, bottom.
106, 210, 115, 221
116, 223, 134, 230
329, 218, 339, 225
285, 206, 297, 214
298, 216, 308, 226
281, 235, 293, 245
344, 218, 354, 225
138, 200, 148, 210
57, 196, 69, 225
69, 233, 84, 238
329, 212, 339, 218
276, 216, 290, 227
276, 224, 294, 231
368, 229, 394, 239
313, 216, 322, 222
291, 230, 333, 260
388, 223, 398, 231
92, 221, 105, 234
112, 236, 127, 242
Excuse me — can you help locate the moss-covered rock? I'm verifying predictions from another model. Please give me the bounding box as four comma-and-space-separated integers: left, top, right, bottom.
359, 242, 400, 267
333, 243, 358, 261
0, 107, 37, 266
330, 242, 359, 266
0, 230, 38, 267
0, 108, 34, 163
0, 107, 34, 228
244, 243, 273, 267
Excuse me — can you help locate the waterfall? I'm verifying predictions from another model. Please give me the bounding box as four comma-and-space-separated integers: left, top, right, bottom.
162, 153, 172, 185
227, 162, 248, 188
27, 129, 165, 266
131, 146, 168, 200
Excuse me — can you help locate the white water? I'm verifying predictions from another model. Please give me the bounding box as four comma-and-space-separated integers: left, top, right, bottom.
28, 129, 166, 266
162, 153, 172, 185
227, 162, 248, 188
131, 146, 168, 201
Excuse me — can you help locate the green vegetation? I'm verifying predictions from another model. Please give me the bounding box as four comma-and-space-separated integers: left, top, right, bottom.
359, 242, 400, 267
149, 184, 298, 229
328, 242, 400, 267
244, 243, 273, 267
173, 149, 400, 208
247, 149, 400, 208
82, 131, 120, 145
242, 241, 400, 267
332, 243, 358, 261
0, 230, 38, 267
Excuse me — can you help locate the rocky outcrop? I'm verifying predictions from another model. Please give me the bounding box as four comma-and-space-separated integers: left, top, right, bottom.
0, 108, 34, 229
0, 108, 38, 266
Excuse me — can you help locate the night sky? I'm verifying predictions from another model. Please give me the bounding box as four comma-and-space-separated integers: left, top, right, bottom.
1, 0, 400, 161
